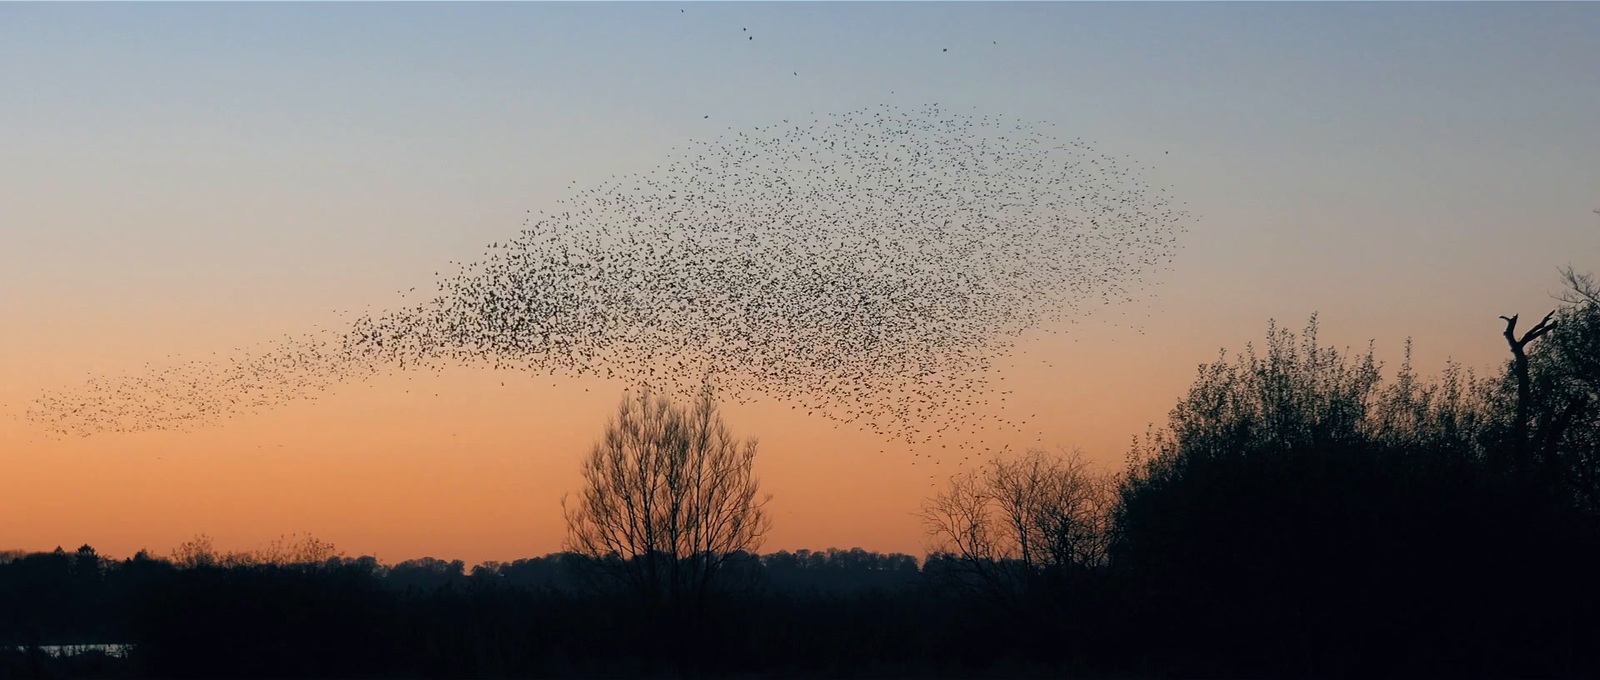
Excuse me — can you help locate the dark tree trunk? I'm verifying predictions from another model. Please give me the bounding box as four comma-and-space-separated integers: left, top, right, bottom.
1499, 311, 1559, 470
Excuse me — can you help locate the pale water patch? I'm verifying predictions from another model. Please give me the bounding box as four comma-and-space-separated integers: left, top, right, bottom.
12, 644, 132, 658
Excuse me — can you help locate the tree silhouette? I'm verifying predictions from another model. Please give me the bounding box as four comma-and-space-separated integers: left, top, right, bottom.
1551, 211, 1598, 307
1516, 297, 1600, 510
1556, 265, 1599, 307
919, 447, 1112, 604
250, 533, 343, 566
168, 534, 218, 569
562, 381, 772, 612
1498, 310, 1560, 468
1111, 310, 1600, 676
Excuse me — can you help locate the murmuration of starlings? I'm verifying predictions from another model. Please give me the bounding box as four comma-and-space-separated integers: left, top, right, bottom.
27, 104, 1191, 445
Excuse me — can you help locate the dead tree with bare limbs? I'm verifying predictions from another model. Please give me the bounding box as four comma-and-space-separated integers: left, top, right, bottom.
1499, 311, 1561, 469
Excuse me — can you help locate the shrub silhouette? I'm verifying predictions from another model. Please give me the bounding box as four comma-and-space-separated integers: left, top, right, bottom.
1111, 313, 1600, 677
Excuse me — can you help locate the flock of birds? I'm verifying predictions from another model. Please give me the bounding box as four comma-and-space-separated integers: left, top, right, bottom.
26, 103, 1189, 456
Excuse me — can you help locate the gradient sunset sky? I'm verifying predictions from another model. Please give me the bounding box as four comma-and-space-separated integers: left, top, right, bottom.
2, 2, 1597, 565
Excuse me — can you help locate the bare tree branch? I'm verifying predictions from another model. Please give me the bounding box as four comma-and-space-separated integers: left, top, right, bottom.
563, 381, 771, 612
1556, 265, 1600, 307
919, 447, 1112, 606
1500, 310, 1562, 468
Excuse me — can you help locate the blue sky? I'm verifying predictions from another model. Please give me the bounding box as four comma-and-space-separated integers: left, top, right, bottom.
4, 0, 1596, 398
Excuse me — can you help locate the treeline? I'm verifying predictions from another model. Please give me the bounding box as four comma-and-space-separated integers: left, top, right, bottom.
4, 279, 1598, 679
0, 546, 988, 678
0, 544, 928, 615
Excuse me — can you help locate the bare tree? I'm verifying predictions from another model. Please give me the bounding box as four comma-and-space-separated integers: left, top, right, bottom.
1553, 210, 1600, 306
1028, 450, 1115, 574
251, 533, 344, 566
920, 464, 1006, 595
1499, 311, 1561, 466
170, 534, 218, 569
562, 381, 771, 611
169, 532, 344, 568
1556, 266, 1599, 307
920, 447, 1113, 603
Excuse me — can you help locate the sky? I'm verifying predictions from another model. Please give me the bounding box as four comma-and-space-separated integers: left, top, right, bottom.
2, 2, 1597, 565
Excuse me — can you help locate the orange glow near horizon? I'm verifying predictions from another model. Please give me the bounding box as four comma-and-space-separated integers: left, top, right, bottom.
4, 317, 1207, 565
4, 306, 1520, 566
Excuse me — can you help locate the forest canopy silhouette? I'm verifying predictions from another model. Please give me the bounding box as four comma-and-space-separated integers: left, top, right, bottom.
6, 269, 1598, 679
